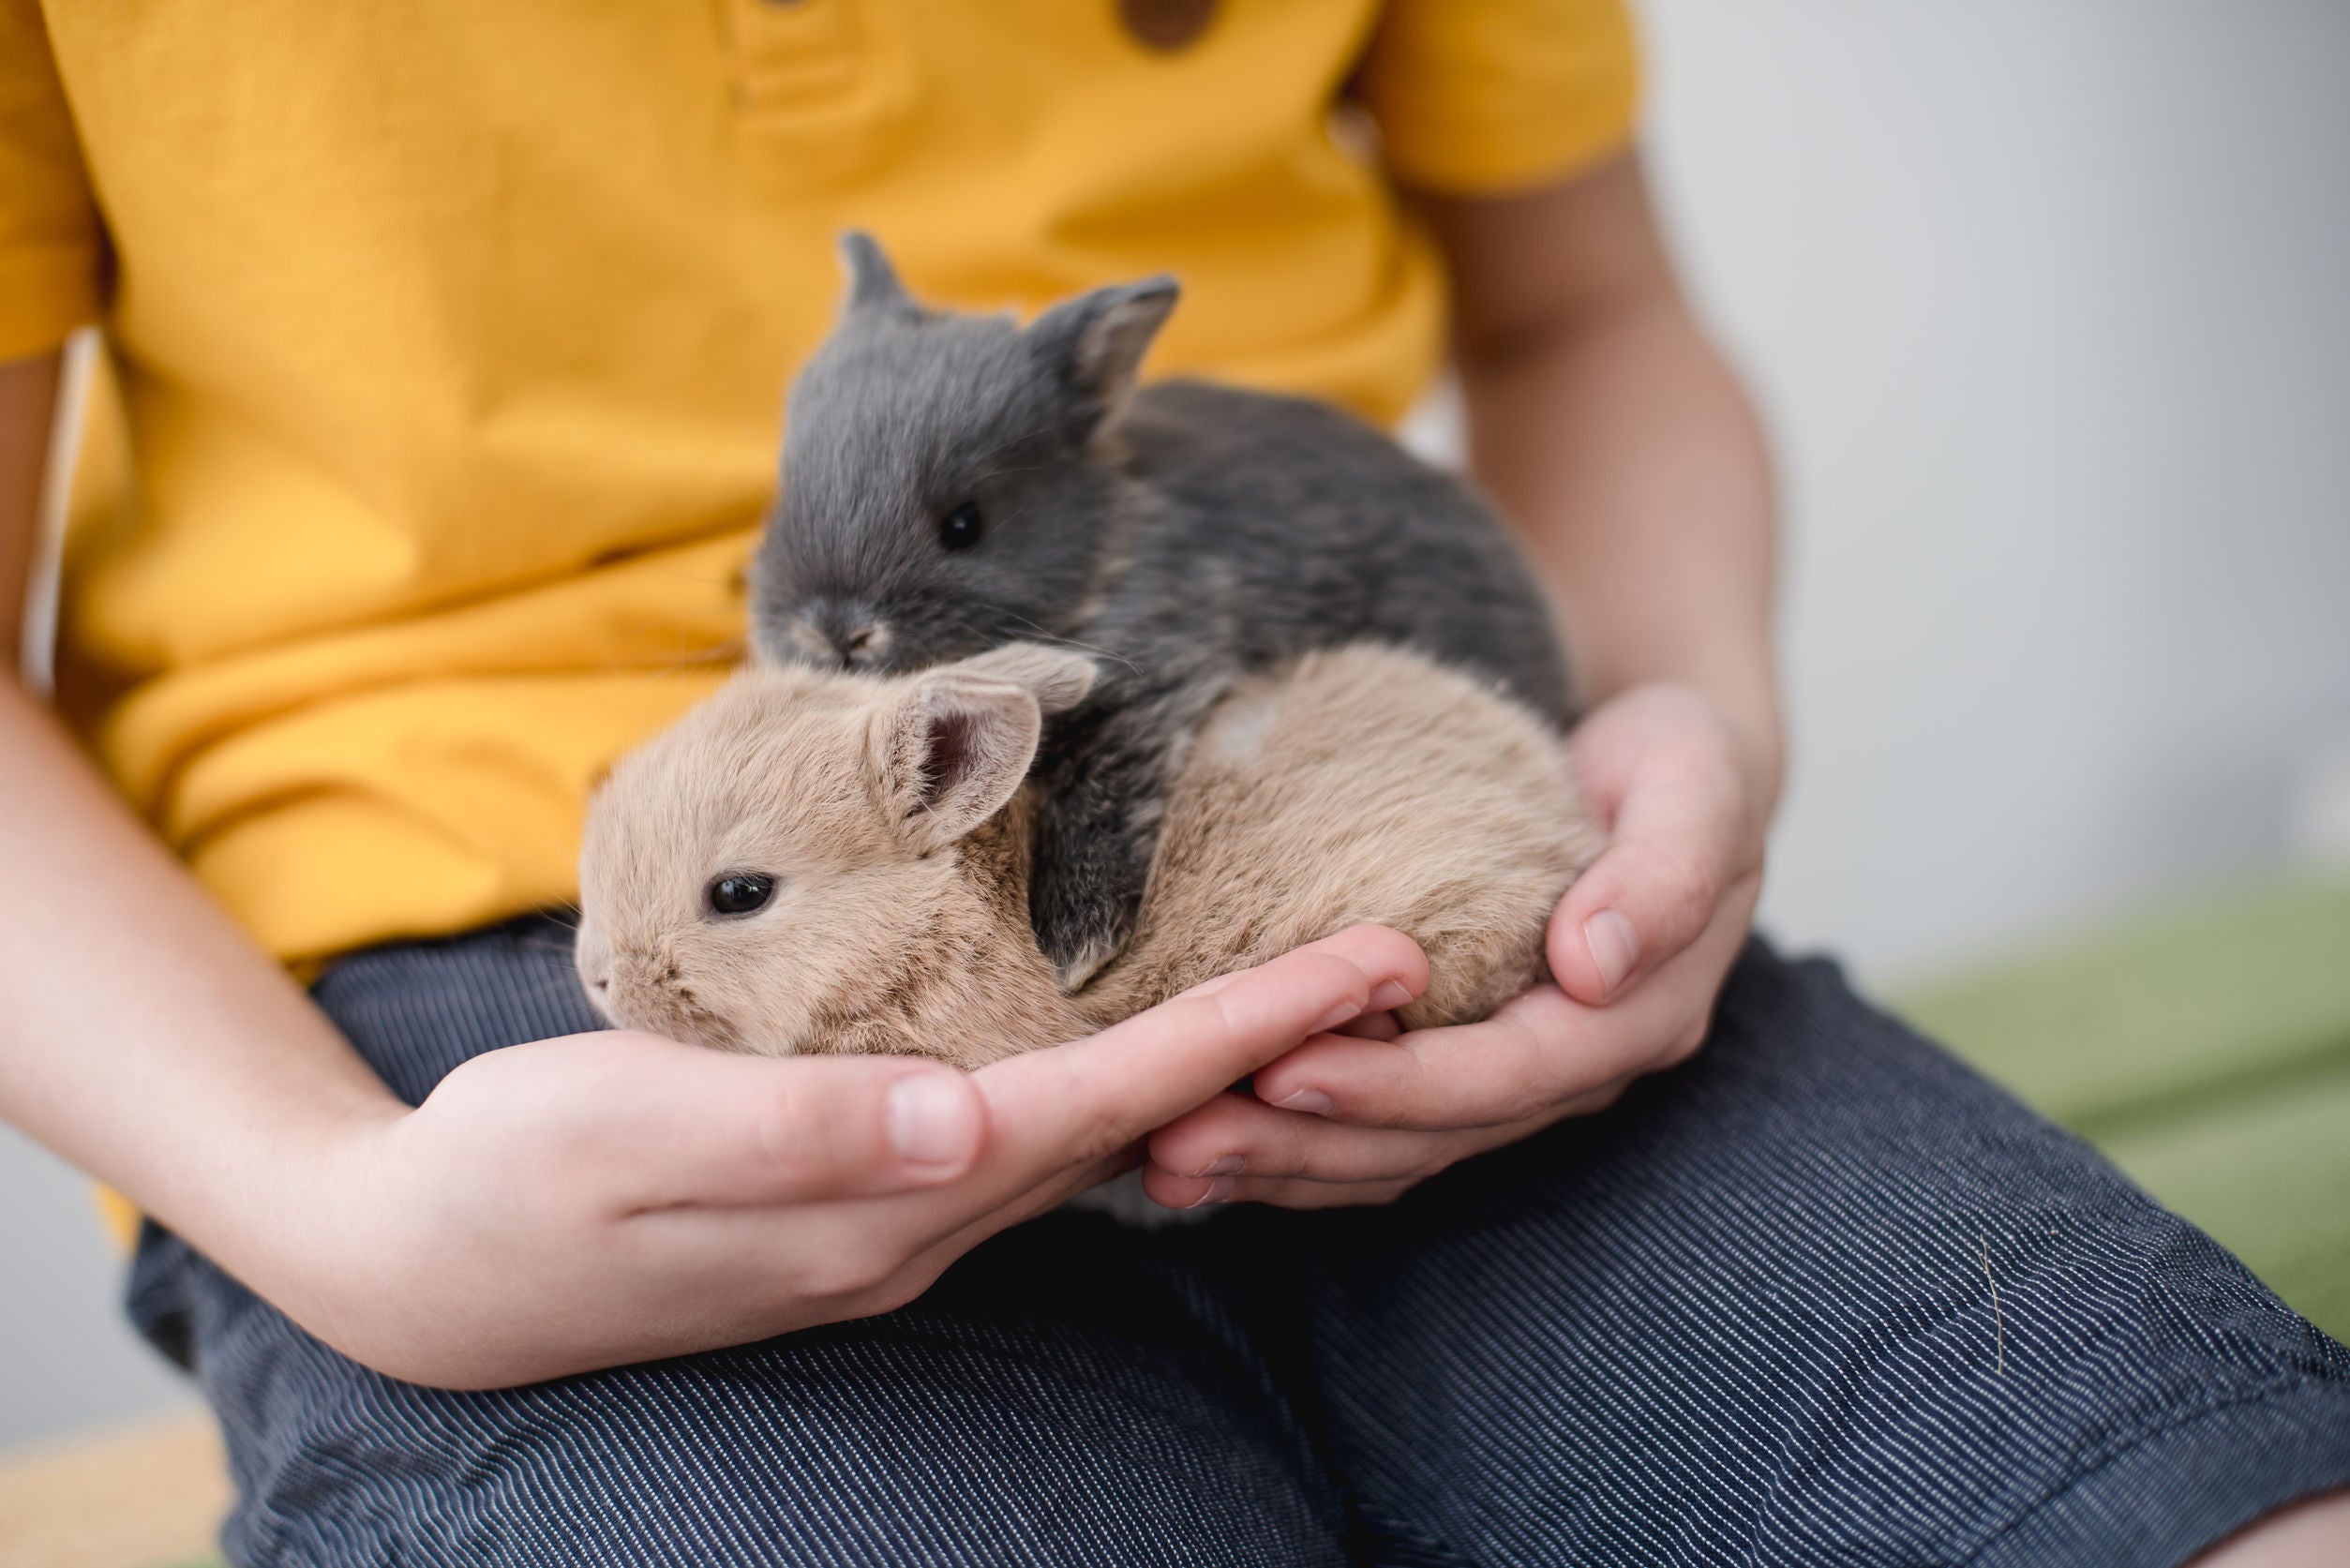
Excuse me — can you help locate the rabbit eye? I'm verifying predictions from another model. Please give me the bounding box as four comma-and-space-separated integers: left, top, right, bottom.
706, 873, 776, 917
937, 501, 983, 552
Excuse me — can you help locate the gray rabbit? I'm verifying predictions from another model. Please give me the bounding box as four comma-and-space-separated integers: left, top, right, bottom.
750, 234, 1573, 988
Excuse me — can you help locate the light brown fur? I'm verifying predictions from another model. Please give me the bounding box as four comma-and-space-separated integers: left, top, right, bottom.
576, 644, 1602, 1068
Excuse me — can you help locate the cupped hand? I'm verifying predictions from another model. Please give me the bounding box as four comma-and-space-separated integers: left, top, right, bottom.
1143, 682, 1769, 1210
284, 925, 1425, 1389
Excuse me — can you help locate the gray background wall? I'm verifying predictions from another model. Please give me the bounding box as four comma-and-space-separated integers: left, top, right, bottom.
6, 0, 2348, 1450
1649, 0, 2350, 975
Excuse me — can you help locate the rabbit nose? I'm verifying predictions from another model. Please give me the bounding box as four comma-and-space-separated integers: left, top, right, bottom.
796, 603, 891, 667
831, 620, 891, 668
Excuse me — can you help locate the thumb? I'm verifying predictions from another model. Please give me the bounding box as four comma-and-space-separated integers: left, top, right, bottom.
1549, 758, 1750, 1007
576, 1035, 988, 1208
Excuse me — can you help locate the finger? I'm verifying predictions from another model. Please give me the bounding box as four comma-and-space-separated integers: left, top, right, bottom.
1146, 1093, 1469, 1187
1239, 1179, 1417, 1209
1253, 898, 1752, 1130
1333, 1009, 1401, 1041
1549, 742, 1753, 1007
1253, 986, 1602, 1131
1144, 1168, 1420, 1211
566, 1034, 988, 1209
1221, 1176, 1415, 1209
770, 925, 1425, 1258
701, 927, 1429, 1280
1170, 925, 1427, 1009
1171, 1097, 1611, 1207
974, 924, 1427, 1172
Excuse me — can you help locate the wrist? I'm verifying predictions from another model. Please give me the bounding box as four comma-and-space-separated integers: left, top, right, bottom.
174, 1068, 409, 1336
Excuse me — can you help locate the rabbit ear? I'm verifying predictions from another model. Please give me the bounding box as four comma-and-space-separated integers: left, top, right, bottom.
1027, 276, 1179, 412
838, 231, 915, 316
949, 644, 1099, 716
872, 676, 1042, 851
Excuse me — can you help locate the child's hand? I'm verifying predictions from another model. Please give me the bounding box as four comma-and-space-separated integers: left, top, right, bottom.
275, 925, 1422, 1388
1141, 684, 1766, 1208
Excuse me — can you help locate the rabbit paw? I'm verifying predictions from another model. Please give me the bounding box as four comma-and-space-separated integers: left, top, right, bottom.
1029, 864, 1141, 993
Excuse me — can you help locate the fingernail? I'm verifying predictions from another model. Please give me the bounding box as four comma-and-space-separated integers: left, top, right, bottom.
1187, 1175, 1235, 1208
1199, 1153, 1244, 1177
1276, 1088, 1335, 1116
1368, 979, 1412, 1011
886, 1073, 977, 1167
1310, 1000, 1359, 1034
1585, 908, 1639, 997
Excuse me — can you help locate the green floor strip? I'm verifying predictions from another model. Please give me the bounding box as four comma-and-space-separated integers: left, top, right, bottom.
1898, 874, 2350, 1338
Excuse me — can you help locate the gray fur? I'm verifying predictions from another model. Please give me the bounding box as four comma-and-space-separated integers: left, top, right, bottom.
750, 233, 1573, 987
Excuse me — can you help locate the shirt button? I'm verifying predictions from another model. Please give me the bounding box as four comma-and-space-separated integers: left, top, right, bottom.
1118, 0, 1217, 52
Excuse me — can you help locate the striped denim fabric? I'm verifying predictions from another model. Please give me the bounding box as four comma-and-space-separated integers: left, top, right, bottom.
127, 919, 2350, 1567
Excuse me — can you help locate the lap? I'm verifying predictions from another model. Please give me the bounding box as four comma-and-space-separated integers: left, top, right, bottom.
1271, 944, 2350, 1566
131, 919, 1347, 1567
146, 1216, 1344, 1568
129, 923, 2350, 1567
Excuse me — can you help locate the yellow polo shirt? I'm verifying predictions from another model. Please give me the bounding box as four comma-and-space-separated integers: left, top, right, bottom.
2, 0, 1638, 964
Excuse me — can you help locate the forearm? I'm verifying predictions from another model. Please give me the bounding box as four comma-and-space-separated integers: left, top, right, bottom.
0, 353, 397, 1300
1463, 299, 1779, 797
0, 685, 399, 1260
1426, 161, 1784, 817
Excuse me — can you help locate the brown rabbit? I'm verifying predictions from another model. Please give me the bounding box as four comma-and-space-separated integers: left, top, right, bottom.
576, 643, 1600, 1069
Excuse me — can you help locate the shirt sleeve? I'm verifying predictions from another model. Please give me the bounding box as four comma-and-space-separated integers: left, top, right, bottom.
1355, 0, 1642, 198
0, 0, 102, 360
